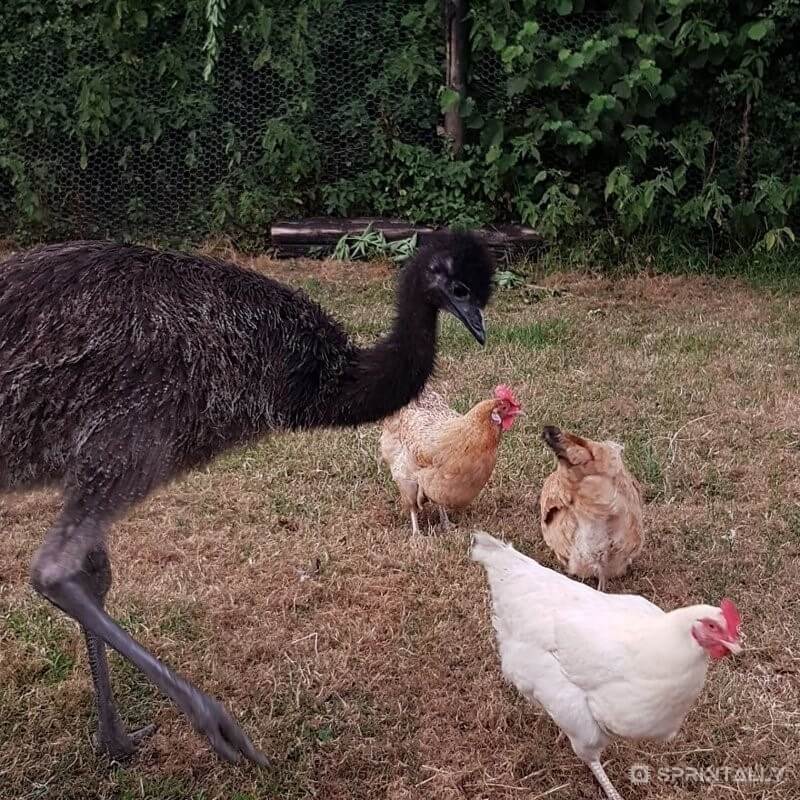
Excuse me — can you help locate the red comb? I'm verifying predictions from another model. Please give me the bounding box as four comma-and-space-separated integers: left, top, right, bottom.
720, 598, 741, 637
493, 384, 519, 406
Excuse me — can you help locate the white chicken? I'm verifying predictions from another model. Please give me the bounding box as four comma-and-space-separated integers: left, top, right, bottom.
471, 532, 742, 800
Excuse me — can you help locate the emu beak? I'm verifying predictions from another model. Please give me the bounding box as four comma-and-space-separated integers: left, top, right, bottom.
446, 297, 486, 345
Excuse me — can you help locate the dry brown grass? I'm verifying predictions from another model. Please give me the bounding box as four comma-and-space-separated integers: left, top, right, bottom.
1, 253, 799, 800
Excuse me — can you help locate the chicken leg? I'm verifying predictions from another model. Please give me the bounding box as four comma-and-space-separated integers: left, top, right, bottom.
437, 505, 451, 530
590, 761, 624, 800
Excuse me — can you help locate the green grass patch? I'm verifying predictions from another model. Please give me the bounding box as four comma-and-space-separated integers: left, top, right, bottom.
699, 465, 736, 501
107, 652, 157, 725
116, 773, 208, 800
622, 434, 665, 498
490, 319, 570, 350
523, 231, 800, 294
158, 602, 201, 641
3, 602, 75, 684
657, 331, 722, 359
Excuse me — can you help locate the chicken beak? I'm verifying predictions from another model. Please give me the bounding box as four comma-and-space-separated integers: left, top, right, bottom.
722, 639, 742, 655
445, 295, 486, 345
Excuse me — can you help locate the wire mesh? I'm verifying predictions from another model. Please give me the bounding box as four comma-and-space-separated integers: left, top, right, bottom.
470, 10, 612, 108
1, 2, 796, 244
0, 1, 441, 244
468, 6, 797, 209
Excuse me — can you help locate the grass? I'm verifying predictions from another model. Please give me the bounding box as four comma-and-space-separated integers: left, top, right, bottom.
490, 319, 570, 350
514, 231, 800, 293
1, 252, 799, 799
621, 433, 665, 499
3, 604, 76, 685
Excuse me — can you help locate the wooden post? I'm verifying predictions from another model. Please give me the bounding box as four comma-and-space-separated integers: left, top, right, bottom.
444, 0, 467, 156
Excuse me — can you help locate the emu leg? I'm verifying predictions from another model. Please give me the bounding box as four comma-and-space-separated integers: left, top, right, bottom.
81, 547, 156, 759
31, 512, 269, 766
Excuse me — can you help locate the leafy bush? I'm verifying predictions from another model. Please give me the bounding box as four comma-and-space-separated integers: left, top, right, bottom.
462, 0, 800, 246
0, 0, 798, 252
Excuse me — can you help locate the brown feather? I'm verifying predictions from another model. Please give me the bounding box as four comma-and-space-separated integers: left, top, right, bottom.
380, 388, 507, 520
539, 427, 644, 588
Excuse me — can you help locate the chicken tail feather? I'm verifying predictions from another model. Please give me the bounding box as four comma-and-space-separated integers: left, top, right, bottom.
470, 531, 511, 565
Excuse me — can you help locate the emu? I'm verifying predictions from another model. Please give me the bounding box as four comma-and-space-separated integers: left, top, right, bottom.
0, 233, 494, 765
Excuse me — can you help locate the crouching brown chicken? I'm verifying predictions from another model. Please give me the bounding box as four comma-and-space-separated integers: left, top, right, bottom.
539, 426, 644, 590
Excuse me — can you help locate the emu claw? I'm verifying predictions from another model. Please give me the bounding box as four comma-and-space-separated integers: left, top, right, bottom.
93, 723, 157, 761
186, 691, 270, 766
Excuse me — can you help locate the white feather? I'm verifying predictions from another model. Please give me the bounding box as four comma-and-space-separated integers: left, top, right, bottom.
471, 532, 720, 763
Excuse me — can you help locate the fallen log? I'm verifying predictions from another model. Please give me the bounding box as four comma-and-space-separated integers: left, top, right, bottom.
270, 217, 543, 260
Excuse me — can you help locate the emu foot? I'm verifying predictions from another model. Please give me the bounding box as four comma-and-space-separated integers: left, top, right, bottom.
93, 723, 157, 761
183, 689, 270, 766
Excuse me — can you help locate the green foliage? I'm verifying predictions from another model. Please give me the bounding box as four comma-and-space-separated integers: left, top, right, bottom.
0, 1, 798, 252
758, 226, 796, 252
492, 319, 570, 349
494, 268, 525, 288
331, 224, 417, 262
463, 0, 800, 246
203, 0, 228, 81
4, 604, 75, 684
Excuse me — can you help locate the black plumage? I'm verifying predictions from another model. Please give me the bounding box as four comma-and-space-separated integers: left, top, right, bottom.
0, 232, 494, 764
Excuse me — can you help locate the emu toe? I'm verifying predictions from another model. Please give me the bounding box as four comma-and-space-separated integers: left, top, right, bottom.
186, 691, 270, 766
93, 723, 157, 761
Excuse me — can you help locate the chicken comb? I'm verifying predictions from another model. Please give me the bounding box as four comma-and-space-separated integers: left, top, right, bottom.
720, 598, 741, 638
493, 384, 519, 406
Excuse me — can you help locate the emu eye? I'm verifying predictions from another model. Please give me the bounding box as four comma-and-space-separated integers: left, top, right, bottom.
451, 282, 470, 300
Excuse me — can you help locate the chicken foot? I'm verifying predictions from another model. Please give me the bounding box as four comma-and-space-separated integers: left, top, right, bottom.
407, 505, 449, 536
590, 761, 624, 800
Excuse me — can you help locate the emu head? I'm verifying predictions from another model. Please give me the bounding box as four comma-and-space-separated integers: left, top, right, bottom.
413, 232, 495, 345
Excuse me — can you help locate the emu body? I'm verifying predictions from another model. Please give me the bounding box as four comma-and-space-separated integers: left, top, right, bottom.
0, 235, 494, 764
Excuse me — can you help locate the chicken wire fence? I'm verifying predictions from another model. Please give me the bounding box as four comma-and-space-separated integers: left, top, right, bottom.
0, 1, 793, 246
0, 1, 442, 244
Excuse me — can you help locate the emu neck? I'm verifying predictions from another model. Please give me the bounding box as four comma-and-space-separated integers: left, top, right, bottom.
327, 267, 439, 427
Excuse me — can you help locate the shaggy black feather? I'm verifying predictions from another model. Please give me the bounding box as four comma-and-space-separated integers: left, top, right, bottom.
0, 231, 494, 764
0, 232, 493, 502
